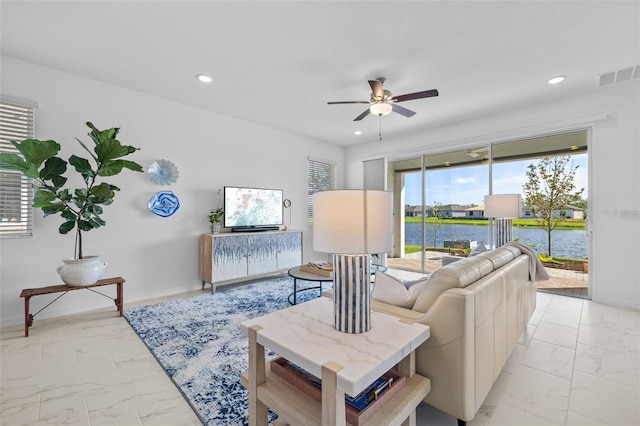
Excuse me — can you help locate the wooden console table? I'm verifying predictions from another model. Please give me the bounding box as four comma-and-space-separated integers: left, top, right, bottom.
240, 297, 431, 425
19, 277, 125, 337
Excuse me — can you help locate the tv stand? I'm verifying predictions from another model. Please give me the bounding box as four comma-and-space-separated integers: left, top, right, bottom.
231, 226, 279, 232
199, 230, 302, 293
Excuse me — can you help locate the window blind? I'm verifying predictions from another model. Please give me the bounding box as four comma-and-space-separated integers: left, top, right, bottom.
0, 101, 35, 238
307, 157, 337, 224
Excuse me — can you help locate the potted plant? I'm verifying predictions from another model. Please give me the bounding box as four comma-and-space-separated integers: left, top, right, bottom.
0, 122, 143, 285
208, 207, 224, 234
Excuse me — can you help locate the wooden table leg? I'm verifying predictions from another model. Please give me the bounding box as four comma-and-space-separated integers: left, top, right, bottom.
321, 361, 345, 426
398, 351, 417, 426
24, 296, 30, 337
248, 325, 268, 426
116, 282, 124, 316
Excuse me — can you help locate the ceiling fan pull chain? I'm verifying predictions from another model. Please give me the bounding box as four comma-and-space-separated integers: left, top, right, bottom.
379, 115, 383, 141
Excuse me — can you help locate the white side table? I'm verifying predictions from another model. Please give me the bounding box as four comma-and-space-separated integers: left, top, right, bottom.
241, 297, 431, 426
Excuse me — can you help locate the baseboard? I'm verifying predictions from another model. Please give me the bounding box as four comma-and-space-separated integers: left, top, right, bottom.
591, 295, 640, 311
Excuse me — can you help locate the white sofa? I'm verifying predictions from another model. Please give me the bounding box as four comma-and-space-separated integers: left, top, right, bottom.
371, 244, 540, 424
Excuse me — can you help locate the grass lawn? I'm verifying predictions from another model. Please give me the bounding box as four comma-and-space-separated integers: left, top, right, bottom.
404, 217, 586, 230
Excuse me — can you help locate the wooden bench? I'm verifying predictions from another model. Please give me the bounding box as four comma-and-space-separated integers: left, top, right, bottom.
19, 277, 125, 337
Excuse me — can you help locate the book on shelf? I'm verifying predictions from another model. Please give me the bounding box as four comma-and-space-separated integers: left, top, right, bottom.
300, 261, 333, 277
270, 357, 405, 426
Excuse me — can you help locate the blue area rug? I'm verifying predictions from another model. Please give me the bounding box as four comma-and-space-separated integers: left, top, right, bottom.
124, 276, 329, 425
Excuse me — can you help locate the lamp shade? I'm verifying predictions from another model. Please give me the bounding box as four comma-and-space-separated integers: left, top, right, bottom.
484, 194, 522, 218
313, 190, 392, 254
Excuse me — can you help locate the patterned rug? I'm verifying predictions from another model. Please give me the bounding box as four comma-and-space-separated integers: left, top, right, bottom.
124, 276, 329, 425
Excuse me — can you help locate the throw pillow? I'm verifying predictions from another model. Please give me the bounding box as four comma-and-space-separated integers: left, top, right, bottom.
372, 271, 428, 309
469, 241, 487, 257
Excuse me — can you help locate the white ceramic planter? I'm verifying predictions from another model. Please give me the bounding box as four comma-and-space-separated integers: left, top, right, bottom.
57, 256, 107, 286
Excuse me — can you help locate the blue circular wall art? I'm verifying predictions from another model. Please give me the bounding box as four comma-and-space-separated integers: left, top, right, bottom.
148, 191, 180, 217
148, 159, 179, 186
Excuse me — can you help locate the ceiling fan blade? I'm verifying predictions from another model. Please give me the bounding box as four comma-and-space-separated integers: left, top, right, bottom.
327, 101, 370, 105
392, 104, 416, 118
368, 80, 384, 99
391, 89, 439, 103
354, 109, 371, 121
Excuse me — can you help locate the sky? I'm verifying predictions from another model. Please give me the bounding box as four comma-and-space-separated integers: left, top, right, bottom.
404, 154, 588, 206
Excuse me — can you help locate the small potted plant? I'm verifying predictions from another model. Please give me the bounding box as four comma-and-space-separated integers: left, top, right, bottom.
208, 207, 225, 234
0, 122, 143, 285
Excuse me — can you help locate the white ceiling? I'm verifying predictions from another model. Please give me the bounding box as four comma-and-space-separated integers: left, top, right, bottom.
1, 1, 638, 146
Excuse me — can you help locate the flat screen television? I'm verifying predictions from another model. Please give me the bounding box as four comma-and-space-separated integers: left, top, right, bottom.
224, 186, 283, 231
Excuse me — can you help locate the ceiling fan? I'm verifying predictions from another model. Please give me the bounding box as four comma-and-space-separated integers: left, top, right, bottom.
328, 77, 439, 121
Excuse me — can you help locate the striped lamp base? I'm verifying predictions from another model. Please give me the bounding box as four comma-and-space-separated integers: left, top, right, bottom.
495, 218, 513, 247
332, 254, 371, 334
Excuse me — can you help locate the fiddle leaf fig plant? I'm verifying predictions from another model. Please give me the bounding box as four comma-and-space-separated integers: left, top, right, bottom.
0, 122, 143, 259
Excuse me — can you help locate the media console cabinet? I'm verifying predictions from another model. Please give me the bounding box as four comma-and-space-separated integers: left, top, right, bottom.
199, 230, 302, 293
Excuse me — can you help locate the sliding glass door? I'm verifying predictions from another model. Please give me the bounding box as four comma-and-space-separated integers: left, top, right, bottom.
386, 130, 589, 298
388, 149, 490, 273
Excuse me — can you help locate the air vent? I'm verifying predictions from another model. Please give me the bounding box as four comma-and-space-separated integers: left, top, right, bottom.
600, 65, 640, 86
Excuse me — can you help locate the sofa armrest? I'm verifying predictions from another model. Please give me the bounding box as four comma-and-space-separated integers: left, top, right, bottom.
371, 299, 426, 321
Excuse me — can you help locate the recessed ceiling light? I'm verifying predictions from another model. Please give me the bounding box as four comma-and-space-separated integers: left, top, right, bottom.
196, 74, 213, 83
353, 130, 362, 135
547, 75, 566, 85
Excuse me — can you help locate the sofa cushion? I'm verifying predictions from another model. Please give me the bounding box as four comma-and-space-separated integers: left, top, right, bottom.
372, 271, 428, 308
477, 246, 519, 269
412, 255, 494, 312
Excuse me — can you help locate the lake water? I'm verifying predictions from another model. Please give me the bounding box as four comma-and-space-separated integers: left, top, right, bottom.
405, 222, 588, 259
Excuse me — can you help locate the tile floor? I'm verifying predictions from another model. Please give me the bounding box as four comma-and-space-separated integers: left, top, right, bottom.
1, 285, 638, 425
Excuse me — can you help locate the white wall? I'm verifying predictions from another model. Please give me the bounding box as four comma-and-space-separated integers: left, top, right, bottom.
345, 81, 640, 310
0, 56, 344, 327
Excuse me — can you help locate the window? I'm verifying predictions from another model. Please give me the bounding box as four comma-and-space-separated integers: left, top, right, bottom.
0, 100, 35, 238
307, 157, 336, 224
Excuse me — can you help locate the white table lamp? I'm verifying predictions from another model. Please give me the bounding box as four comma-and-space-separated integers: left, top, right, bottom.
313, 190, 393, 333
484, 194, 522, 247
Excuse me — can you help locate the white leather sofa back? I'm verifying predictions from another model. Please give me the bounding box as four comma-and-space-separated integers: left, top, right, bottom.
371, 246, 536, 422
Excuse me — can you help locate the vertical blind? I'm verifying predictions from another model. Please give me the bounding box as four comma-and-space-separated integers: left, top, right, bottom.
0, 101, 35, 238
307, 157, 337, 223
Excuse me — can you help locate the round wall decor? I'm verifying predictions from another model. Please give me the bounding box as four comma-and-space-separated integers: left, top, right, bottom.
148, 191, 180, 217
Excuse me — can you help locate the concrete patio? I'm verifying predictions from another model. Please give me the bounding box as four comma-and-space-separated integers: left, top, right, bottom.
386, 250, 589, 299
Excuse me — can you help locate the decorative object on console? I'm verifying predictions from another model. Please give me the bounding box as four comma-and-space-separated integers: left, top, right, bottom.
207, 207, 225, 234
0, 122, 143, 286
282, 198, 291, 230
148, 191, 180, 217
313, 189, 393, 334
147, 159, 179, 186
484, 194, 521, 248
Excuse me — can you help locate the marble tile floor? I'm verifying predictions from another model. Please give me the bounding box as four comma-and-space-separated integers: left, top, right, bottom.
1, 288, 638, 425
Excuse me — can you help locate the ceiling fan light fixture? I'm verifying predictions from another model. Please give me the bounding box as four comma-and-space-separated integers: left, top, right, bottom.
370, 103, 392, 116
